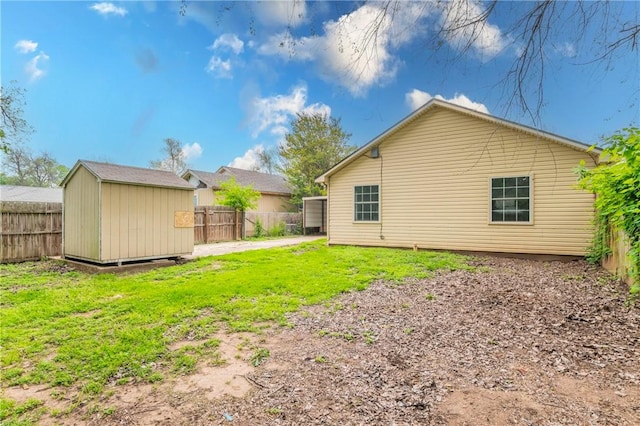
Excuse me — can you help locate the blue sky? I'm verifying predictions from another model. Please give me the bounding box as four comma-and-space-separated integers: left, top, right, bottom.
2, 1, 639, 172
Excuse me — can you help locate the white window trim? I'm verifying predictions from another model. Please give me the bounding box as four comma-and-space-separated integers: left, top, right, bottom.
488, 173, 534, 225
353, 184, 381, 223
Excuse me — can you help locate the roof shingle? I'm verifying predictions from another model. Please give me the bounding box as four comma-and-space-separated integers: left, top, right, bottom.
63, 160, 195, 190
184, 167, 291, 195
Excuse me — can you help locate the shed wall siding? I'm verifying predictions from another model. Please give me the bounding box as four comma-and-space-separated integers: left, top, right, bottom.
327, 108, 597, 255
63, 166, 100, 259
100, 183, 193, 262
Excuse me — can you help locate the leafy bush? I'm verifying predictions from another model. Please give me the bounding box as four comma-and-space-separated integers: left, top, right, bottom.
254, 218, 265, 238
576, 127, 639, 295
215, 177, 260, 212
268, 221, 286, 237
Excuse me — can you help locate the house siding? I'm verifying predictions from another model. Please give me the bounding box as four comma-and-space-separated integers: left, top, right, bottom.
256, 193, 294, 212
327, 108, 597, 255
63, 166, 100, 260
198, 188, 293, 212
195, 188, 214, 206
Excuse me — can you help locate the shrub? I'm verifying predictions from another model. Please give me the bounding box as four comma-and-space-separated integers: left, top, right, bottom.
215, 177, 260, 212
268, 221, 286, 237
254, 218, 264, 238
576, 127, 639, 295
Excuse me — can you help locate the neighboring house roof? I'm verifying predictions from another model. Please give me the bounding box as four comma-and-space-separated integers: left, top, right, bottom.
183, 166, 292, 195
60, 160, 195, 190
0, 185, 63, 203
316, 98, 603, 183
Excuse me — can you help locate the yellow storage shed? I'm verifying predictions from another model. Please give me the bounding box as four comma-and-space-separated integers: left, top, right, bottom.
61, 160, 195, 264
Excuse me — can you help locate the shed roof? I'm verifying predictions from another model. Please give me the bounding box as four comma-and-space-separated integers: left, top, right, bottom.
316, 99, 603, 183
183, 166, 292, 195
0, 185, 63, 203
61, 160, 195, 190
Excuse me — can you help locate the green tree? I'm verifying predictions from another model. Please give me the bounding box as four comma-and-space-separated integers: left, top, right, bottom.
215, 176, 261, 212
30, 153, 69, 187
279, 113, 355, 204
149, 138, 187, 175
1, 82, 34, 153
576, 127, 640, 294
253, 146, 279, 175
1, 142, 68, 187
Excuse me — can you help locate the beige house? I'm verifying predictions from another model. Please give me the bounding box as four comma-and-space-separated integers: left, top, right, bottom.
316, 99, 603, 256
61, 160, 195, 264
182, 166, 294, 212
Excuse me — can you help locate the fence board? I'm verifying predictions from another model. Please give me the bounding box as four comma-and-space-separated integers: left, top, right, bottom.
601, 227, 634, 286
1, 201, 63, 263
245, 212, 302, 237
194, 206, 242, 244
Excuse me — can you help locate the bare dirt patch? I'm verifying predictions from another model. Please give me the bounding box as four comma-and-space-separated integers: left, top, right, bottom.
171, 332, 255, 399
9, 256, 640, 425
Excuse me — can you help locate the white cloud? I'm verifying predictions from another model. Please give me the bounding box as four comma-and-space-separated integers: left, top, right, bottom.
405, 89, 489, 114
554, 41, 576, 58
182, 142, 203, 161
90, 2, 128, 17
15, 40, 38, 54
210, 34, 244, 54
247, 84, 331, 138
406, 89, 433, 111
206, 56, 233, 78
228, 144, 264, 170
256, 2, 507, 96
439, 0, 506, 60
258, 3, 434, 97
254, 1, 307, 28
206, 34, 244, 78
25, 52, 50, 82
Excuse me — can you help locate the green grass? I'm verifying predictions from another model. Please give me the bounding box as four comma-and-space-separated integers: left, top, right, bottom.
0, 239, 468, 422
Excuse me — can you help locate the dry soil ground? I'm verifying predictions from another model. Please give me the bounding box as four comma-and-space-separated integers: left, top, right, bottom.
15, 256, 640, 425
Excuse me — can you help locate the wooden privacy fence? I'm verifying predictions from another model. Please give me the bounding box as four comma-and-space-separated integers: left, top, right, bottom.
601, 227, 634, 286
194, 206, 243, 244
245, 212, 302, 237
1, 201, 63, 263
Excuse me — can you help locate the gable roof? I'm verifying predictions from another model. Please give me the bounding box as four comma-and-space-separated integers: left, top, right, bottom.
61, 160, 195, 190
0, 185, 63, 203
316, 99, 602, 183
183, 167, 291, 195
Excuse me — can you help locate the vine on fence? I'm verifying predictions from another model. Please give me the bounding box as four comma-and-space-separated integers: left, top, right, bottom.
575, 127, 639, 296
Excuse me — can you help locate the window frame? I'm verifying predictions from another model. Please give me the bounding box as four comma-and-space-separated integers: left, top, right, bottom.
488, 174, 534, 225
353, 184, 380, 223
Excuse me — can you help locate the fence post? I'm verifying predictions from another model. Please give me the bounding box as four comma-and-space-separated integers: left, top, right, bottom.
203, 206, 209, 244
242, 211, 246, 239
234, 210, 240, 241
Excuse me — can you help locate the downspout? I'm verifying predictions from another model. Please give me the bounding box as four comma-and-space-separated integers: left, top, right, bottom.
379, 154, 384, 240
326, 177, 330, 243
61, 182, 66, 259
